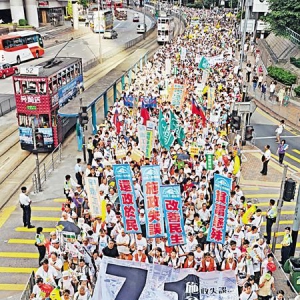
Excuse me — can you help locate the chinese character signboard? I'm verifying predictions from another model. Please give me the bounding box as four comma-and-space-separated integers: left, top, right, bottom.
94, 257, 239, 300
85, 177, 103, 218
207, 174, 232, 244
169, 84, 185, 107
141, 165, 164, 238
205, 151, 214, 170
161, 185, 186, 246
145, 130, 153, 158
137, 124, 147, 153
113, 165, 141, 233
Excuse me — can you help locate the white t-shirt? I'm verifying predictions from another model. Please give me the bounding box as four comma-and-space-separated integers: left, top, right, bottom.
116, 234, 130, 254
36, 265, 58, 286
239, 291, 258, 300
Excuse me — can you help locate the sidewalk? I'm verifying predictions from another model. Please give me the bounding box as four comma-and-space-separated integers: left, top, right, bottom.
241, 52, 300, 131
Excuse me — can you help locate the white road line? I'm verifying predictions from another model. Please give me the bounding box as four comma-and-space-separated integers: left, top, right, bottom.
254, 135, 300, 139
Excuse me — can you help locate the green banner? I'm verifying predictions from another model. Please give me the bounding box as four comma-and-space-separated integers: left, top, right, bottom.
170, 110, 185, 146
206, 153, 214, 170
198, 56, 210, 70
145, 130, 153, 158
158, 110, 175, 150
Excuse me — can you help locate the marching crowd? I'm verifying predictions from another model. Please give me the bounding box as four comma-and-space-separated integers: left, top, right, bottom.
28, 6, 293, 300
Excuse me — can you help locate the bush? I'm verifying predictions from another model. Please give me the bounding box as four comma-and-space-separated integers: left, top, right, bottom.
18, 19, 28, 26
267, 66, 297, 86
294, 86, 300, 97
290, 57, 300, 68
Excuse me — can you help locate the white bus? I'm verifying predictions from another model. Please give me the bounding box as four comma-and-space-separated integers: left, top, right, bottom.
157, 16, 174, 44
92, 10, 114, 33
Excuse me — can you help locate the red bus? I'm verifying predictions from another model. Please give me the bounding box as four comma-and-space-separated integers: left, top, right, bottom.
13, 57, 84, 152
0, 30, 44, 64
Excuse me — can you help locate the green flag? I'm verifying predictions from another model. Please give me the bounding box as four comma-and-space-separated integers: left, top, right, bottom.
170, 110, 185, 146
205, 153, 214, 170
198, 56, 210, 70
158, 110, 175, 150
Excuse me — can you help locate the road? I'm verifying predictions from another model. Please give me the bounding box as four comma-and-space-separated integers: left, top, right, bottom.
250, 106, 300, 174
0, 9, 153, 94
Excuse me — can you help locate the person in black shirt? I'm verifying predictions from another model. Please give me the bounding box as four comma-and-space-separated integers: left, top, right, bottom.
102, 240, 119, 258
196, 229, 207, 246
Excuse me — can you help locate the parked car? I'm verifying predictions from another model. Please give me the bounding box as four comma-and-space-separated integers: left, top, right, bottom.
0, 63, 18, 79
103, 29, 118, 39
137, 24, 147, 33
133, 13, 139, 22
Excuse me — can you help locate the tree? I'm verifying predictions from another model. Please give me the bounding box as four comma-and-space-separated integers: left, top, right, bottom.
78, 0, 89, 8
67, 0, 73, 17
264, 0, 300, 36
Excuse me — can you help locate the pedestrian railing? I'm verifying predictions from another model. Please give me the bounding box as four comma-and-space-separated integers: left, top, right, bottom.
20, 271, 35, 300
286, 27, 300, 45
32, 143, 63, 194
0, 96, 16, 117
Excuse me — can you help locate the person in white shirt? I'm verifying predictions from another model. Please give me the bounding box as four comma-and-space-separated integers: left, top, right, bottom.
239, 282, 258, 300
74, 285, 91, 300
19, 186, 34, 228
251, 209, 263, 232
198, 203, 210, 223
261, 145, 271, 176
48, 252, 63, 283
35, 259, 58, 286
116, 229, 130, 256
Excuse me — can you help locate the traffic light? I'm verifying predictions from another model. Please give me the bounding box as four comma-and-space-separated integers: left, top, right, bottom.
231, 116, 241, 130
79, 106, 88, 126
34, 130, 44, 149
283, 178, 296, 201
245, 125, 254, 141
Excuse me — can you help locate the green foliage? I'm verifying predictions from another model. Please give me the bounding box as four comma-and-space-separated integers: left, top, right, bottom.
294, 86, 300, 97
267, 66, 297, 86
78, 0, 89, 8
186, 3, 204, 8
264, 0, 300, 36
290, 57, 300, 68
18, 19, 28, 26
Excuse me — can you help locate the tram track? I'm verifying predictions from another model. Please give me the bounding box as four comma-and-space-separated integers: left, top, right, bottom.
0, 17, 182, 210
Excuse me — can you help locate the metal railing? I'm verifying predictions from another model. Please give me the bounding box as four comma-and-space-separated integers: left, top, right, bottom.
20, 271, 35, 300
286, 27, 300, 45
32, 143, 63, 193
0, 96, 16, 116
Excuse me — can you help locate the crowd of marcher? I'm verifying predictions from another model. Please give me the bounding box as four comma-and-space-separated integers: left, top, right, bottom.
28, 6, 293, 300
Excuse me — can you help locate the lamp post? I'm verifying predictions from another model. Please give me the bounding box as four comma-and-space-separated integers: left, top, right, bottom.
31, 118, 42, 192
239, 0, 249, 71
143, 3, 146, 40
98, 0, 103, 64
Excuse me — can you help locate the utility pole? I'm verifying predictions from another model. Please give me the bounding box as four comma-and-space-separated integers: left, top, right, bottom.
32, 118, 42, 192
143, 4, 146, 40
271, 164, 288, 252
79, 98, 88, 163
290, 187, 300, 257
98, 0, 103, 64
239, 0, 249, 71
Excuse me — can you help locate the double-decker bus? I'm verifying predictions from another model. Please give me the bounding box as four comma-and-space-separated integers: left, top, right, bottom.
13, 57, 84, 152
0, 31, 44, 65
157, 16, 174, 44
92, 10, 114, 33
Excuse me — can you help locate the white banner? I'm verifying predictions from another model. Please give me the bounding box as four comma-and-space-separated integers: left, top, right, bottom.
85, 177, 102, 217
137, 124, 147, 153
93, 257, 238, 300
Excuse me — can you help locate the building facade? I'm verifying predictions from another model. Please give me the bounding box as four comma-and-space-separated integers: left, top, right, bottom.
0, 0, 67, 28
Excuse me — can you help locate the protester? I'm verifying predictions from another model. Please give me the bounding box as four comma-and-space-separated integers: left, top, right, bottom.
261, 145, 271, 176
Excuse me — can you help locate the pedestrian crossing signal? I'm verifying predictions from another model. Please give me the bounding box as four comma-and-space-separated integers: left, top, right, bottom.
283, 178, 296, 201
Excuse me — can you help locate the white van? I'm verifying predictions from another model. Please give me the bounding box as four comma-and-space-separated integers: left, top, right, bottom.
137, 24, 146, 33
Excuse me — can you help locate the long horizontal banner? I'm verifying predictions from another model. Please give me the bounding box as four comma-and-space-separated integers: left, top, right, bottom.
93, 257, 238, 300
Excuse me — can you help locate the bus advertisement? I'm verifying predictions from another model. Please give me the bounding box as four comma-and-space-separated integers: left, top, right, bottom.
0, 30, 44, 65
93, 10, 114, 33
14, 57, 83, 152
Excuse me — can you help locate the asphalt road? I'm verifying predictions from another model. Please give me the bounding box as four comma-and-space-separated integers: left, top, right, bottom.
0, 9, 153, 94
250, 107, 300, 173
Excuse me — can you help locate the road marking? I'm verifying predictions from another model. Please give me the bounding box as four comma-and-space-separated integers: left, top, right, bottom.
272, 231, 300, 237
262, 220, 292, 225
15, 227, 55, 232
245, 194, 279, 198
271, 153, 300, 172
285, 152, 300, 164
241, 187, 260, 191
261, 211, 295, 215
0, 284, 25, 291
0, 267, 36, 273
31, 216, 60, 222
8, 239, 35, 245
254, 135, 300, 139
0, 252, 38, 258
256, 201, 295, 207
53, 198, 66, 203
0, 206, 16, 229
31, 207, 61, 211
275, 243, 300, 249
293, 149, 300, 155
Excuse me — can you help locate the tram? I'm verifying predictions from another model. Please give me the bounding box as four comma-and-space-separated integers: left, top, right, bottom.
157, 16, 174, 44
13, 57, 84, 152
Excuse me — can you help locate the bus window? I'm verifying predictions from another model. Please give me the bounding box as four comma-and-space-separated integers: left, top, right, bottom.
3, 39, 13, 49
37, 34, 44, 48
40, 114, 50, 128
23, 81, 38, 94
14, 38, 24, 47
18, 114, 30, 127
52, 75, 58, 93
61, 70, 67, 85
14, 79, 21, 94
52, 112, 57, 127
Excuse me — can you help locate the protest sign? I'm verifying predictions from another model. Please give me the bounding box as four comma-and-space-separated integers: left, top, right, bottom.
115, 149, 127, 159
85, 177, 102, 218
137, 124, 147, 153
113, 165, 141, 233
93, 257, 239, 300
145, 130, 154, 158
207, 174, 232, 244
141, 165, 164, 238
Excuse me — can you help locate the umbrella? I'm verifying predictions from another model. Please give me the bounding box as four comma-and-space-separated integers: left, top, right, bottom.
57, 221, 81, 234
177, 153, 190, 160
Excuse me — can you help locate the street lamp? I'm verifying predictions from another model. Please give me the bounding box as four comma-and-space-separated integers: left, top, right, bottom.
31, 118, 42, 192
98, 0, 103, 64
